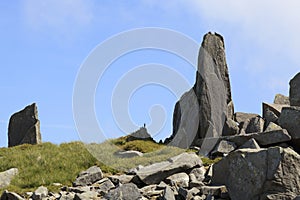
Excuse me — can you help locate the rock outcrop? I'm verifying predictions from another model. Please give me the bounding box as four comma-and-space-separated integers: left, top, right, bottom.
290, 72, 300, 106
8, 103, 41, 147
167, 32, 233, 151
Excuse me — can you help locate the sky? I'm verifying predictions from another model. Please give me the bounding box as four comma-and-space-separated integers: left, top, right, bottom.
0, 0, 299, 147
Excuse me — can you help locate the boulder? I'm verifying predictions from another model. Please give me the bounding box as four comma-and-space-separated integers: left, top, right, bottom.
211, 147, 300, 200
224, 129, 291, 146
135, 153, 202, 185
239, 138, 260, 150
201, 185, 228, 197
126, 127, 153, 142
290, 72, 300, 106
162, 186, 175, 200
8, 103, 41, 147
274, 94, 290, 105
0, 168, 18, 189
115, 150, 143, 158
32, 186, 48, 200
222, 118, 239, 136
234, 112, 259, 124
278, 106, 300, 140
165, 172, 189, 188
109, 174, 134, 185
189, 167, 206, 183
167, 32, 233, 150
262, 103, 288, 126
94, 178, 115, 195
73, 166, 103, 186
211, 140, 236, 157
73, 191, 98, 200
0, 190, 24, 200
240, 116, 264, 134
104, 183, 142, 200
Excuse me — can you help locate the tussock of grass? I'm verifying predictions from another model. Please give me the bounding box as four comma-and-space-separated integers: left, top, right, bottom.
0, 142, 116, 195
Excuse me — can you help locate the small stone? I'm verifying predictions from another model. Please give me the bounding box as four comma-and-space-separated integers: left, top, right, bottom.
73, 166, 103, 186
115, 150, 143, 158
73, 191, 98, 200
32, 186, 48, 200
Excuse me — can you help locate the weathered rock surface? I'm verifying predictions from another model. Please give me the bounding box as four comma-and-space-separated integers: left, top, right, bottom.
104, 183, 142, 200
135, 153, 202, 185
265, 122, 282, 132
32, 186, 48, 200
8, 103, 41, 147
224, 129, 291, 146
73, 166, 103, 186
168, 32, 233, 151
0, 168, 18, 189
211, 140, 236, 157
239, 138, 260, 150
0, 190, 24, 200
234, 112, 259, 124
274, 94, 290, 105
290, 72, 300, 106
222, 118, 239, 136
240, 116, 264, 134
278, 106, 300, 140
212, 147, 300, 200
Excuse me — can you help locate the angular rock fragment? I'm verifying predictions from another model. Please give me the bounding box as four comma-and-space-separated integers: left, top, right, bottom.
211, 140, 236, 157
32, 186, 48, 200
165, 172, 189, 188
73, 166, 103, 186
0, 190, 24, 200
240, 116, 264, 134
274, 93, 290, 105
0, 168, 18, 189
290, 72, 300, 106
105, 183, 142, 200
278, 106, 300, 140
234, 112, 259, 124
239, 138, 260, 150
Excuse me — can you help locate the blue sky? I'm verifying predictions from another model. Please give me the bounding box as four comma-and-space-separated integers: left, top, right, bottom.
0, 0, 299, 147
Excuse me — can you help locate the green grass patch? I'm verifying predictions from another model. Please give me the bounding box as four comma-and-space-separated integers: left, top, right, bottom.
201, 156, 222, 166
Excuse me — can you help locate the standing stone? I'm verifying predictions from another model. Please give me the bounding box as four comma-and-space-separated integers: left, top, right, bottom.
290, 72, 300, 106
8, 103, 41, 147
168, 32, 233, 151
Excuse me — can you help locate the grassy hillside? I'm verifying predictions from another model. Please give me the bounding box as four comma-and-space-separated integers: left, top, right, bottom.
0, 139, 221, 196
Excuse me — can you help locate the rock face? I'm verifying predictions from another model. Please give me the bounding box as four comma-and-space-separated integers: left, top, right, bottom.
168, 32, 233, 151
212, 147, 300, 200
278, 106, 300, 140
8, 103, 41, 147
274, 94, 290, 105
290, 72, 300, 106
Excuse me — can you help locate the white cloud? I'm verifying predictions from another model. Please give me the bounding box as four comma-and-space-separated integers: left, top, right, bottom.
22, 0, 93, 33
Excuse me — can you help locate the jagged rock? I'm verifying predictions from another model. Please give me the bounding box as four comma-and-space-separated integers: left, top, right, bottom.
32, 186, 48, 200
135, 153, 202, 185
104, 183, 142, 200
265, 122, 282, 132
109, 174, 134, 185
0, 168, 18, 189
278, 107, 300, 140
73, 166, 103, 186
168, 32, 233, 150
178, 187, 201, 200
222, 118, 239, 136
290, 72, 300, 106
274, 94, 290, 105
211, 140, 236, 156
239, 138, 260, 150
161, 186, 175, 200
201, 185, 227, 197
240, 116, 264, 134
8, 103, 41, 147
94, 178, 115, 195
234, 112, 259, 124
74, 191, 98, 200
126, 127, 153, 142
262, 103, 288, 127
225, 129, 291, 147
139, 185, 163, 198
165, 172, 189, 188
115, 150, 143, 158
189, 167, 206, 183
0, 190, 24, 200
211, 147, 300, 200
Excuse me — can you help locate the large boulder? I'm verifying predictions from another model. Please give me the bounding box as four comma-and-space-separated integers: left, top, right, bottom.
240, 116, 264, 134
0, 168, 18, 189
234, 112, 259, 124
168, 32, 233, 151
290, 72, 300, 106
262, 103, 288, 127
135, 153, 202, 185
211, 147, 300, 200
274, 94, 290, 105
8, 103, 41, 147
73, 166, 103, 186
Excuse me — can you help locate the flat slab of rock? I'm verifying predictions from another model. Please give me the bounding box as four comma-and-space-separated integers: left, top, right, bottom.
0, 168, 18, 189
224, 129, 291, 146
115, 150, 143, 158
211, 147, 300, 200
136, 153, 202, 185
8, 103, 41, 147
73, 166, 103, 186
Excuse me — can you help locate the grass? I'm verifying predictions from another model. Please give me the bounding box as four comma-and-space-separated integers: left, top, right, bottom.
0, 138, 222, 196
